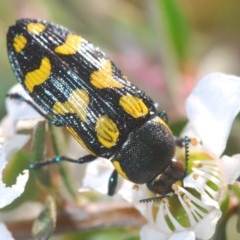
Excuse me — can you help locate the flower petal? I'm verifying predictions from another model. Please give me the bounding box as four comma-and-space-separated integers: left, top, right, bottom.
140, 224, 196, 240
186, 73, 240, 156
169, 230, 195, 240
221, 154, 240, 184
0, 223, 14, 240
0, 135, 30, 208
194, 208, 222, 240
140, 224, 167, 240
0, 170, 29, 208
6, 84, 42, 131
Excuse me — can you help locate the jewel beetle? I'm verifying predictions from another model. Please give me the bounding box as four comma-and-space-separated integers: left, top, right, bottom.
6, 18, 185, 199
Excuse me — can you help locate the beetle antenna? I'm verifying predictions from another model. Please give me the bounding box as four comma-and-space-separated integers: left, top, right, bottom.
184, 136, 190, 177
139, 193, 174, 203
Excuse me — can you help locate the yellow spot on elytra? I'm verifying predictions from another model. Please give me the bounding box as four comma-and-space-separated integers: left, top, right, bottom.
13, 35, 27, 53
95, 115, 119, 148
53, 89, 89, 122
112, 160, 129, 180
27, 22, 46, 34
119, 95, 148, 118
66, 126, 95, 155
54, 34, 83, 55
90, 60, 123, 89
25, 57, 51, 93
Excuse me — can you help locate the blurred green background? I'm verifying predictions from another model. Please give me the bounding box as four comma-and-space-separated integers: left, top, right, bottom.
1, 0, 240, 239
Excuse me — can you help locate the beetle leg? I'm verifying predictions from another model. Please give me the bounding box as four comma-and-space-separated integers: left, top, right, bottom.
29, 154, 97, 169
108, 169, 118, 196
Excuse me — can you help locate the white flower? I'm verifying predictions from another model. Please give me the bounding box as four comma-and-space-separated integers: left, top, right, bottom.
133, 73, 240, 240
185, 73, 240, 157
0, 134, 30, 240
0, 135, 30, 208
0, 83, 39, 239
82, 73, 240, 240
0, 84, 33, 208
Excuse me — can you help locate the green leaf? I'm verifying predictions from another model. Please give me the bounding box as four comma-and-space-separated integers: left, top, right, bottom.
232, 182, 240, 201
32, 196, 56, 240
2, 150, 29, 186
31, 120, 47, 164
49, 124, 77, 199
237, 214, 240, 233
232, 183, 240, 233
30, 120, 52, 186
155, 0, 190, 67
0, 149, 41, 211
